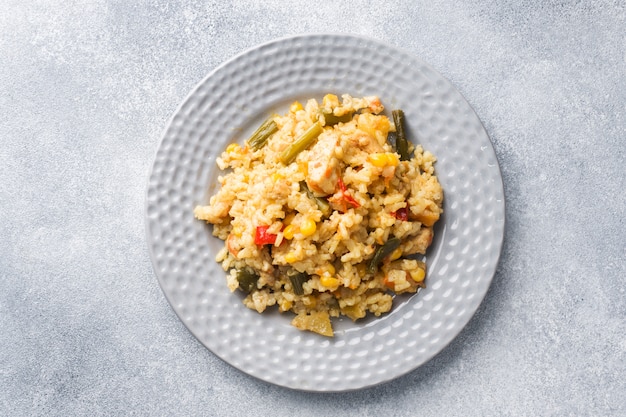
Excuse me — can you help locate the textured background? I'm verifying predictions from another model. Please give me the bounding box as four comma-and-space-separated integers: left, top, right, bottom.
1, 1, 624, 416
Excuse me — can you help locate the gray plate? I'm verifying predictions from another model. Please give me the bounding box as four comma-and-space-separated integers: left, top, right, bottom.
145, 34, 505, 392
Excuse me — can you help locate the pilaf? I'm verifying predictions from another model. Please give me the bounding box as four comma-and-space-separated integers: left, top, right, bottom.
194, 94, 443, 337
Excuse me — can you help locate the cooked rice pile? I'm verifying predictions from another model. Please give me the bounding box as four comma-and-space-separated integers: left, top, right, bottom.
194, 94, 443, 337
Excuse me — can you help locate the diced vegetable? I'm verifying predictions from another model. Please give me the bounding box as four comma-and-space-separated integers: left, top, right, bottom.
368, 237, 401, 273
288, 270, 309, 295
389, 247, 403, 261
368, 152, 399, 168
236, 268, 260, 293
283, 224, 296, 240
409, 263, 426, 283
340, 304, 366, 321
321, 109, 354, 126
300, 218, 316, 237
299, 182, 331, 217
280, 122, 323, 165
254, 225, 277, 245
392, 207, 409, 221
322, 94, 339, 107
392, 110, 410, 161
413, 209, 440, 227
337, 177, 360, 208
316, 264, 336, 279
246, 118, 278, 151
320, 275, 339, 288
226, 143, 241, 153
291, 311, 333, 337
290, 101, 303, 113
226, 233, 239, 257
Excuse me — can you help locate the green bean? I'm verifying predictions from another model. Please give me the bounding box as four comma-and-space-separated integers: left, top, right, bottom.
299, 182, 331, 217
321, 109, 354, 126
368, 237, 401, 273
288, 270, 309, 295
246, 118, 278, 151
279, 122, 323, 165
392, 109, 410, 161
236, 267, 260, 293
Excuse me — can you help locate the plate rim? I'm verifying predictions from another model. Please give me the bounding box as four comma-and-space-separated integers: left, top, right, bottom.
145, 33, 506, 392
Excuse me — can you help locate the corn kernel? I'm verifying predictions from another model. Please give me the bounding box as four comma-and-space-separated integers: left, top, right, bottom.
300, 218, 316, 237
283, 224, 296, 240
271, 172, 283, 182
284, 252, 298, 264
368, 153, 389, 167
280, 299, 293, 311
226, 143, 240, 153
409, 267, 426, 283
320, 275, 340, 288
386, 153, 400, 167
322, 94, 339, 108
316, 263, 336, 277
298, 161, 308, 177
390, 247, 403, 261
290, 101, 303, 113
368, 152, 400, 168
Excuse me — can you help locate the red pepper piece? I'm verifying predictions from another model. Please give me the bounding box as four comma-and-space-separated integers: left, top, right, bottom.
392, 207, 409, 221
254, 226, 277, 245
337, 177, 360, 208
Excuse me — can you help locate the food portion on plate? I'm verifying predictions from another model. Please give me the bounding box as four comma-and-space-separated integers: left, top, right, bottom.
194, 94, 443, 337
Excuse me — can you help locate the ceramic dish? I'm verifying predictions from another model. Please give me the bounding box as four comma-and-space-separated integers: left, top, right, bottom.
145, 34, 505, 391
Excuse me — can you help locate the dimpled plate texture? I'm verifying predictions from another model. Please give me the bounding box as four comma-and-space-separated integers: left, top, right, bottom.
145, 34, 505, 392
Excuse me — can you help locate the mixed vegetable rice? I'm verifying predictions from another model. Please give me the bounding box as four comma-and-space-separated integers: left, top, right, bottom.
194, 94, 443, 337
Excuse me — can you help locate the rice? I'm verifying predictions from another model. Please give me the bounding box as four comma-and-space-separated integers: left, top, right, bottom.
194, 94, 443, 337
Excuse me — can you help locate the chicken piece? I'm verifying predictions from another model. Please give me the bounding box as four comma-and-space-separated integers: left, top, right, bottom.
347, 132, 385, 154
305, 131, 340, 196
342, 113, 390, 156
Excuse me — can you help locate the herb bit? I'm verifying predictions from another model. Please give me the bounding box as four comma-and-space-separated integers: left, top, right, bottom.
392, 110, 410, 161
368, 237, 401, 273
